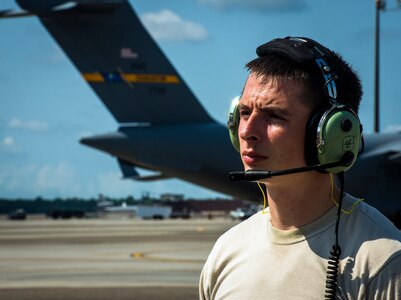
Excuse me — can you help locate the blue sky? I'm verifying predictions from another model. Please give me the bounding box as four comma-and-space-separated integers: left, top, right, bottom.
1, 0, 400, 200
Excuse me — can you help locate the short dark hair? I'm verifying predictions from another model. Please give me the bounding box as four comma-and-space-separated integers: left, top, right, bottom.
245, 50, 363, 114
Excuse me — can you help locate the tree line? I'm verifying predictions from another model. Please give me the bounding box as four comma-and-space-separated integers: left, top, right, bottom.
0, 195, 156, 215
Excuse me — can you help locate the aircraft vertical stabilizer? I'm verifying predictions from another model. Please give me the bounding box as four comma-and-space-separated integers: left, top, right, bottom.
20, 0, 213, 124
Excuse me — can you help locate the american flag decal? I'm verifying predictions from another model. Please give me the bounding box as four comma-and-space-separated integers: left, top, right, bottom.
120, 48, 138, 59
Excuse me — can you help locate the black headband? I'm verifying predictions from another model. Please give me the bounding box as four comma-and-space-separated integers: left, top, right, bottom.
256, 36, 335, 63
256, 36, 338, 100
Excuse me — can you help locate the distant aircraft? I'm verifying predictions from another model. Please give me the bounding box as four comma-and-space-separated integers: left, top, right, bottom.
2, 0, 401, 226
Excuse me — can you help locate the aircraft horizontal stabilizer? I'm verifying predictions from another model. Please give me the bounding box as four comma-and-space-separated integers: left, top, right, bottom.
118, 159, 170, 181
0, 9, 34, 18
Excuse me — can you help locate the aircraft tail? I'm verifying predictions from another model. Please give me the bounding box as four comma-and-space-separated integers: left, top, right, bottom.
20, 0, 213, 124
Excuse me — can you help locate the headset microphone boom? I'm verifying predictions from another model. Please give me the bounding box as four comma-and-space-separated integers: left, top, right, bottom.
228, 150, 355, 182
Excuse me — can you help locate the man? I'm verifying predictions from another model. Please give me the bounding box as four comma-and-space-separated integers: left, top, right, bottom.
199, 37, 401, 299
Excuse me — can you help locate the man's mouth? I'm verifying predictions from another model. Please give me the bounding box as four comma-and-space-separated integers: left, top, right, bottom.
242, 151, 269, 165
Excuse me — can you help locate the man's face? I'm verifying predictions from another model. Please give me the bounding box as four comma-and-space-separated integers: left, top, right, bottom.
238, 73, 312, 177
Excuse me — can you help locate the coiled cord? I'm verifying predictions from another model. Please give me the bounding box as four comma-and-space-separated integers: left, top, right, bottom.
325, 244, 341, 299
324, 172, 345, 299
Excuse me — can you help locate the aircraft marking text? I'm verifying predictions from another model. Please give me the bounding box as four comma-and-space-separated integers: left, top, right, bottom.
82, 72, 180, 84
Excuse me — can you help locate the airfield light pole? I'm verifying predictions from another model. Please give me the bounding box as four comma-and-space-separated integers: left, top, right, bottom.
374, 0, 385, 133
374, 0, 401, 133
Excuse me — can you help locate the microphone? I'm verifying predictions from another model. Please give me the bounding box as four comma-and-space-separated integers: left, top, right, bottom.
229, 152, 354, 182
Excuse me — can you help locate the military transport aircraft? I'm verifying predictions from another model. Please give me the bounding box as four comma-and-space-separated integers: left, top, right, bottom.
2, 0, 401, 226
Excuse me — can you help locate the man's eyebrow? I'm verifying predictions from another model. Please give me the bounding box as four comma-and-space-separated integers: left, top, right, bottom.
238, 102, 290, 116
238, 103, 249, 110
259, 106, 290, 116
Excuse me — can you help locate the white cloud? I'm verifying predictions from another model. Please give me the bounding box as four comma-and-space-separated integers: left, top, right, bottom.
141, 10, 208, 42
0, 163, 154, 199
97, 171, 136, 197
0, 162, 83, 198
0, 164, 226, 199
9, 118, 49, 131
199, 0, 307, 12
1, 136, 19, 153
3, 136, 15, 147
33, 162, 82, 196
384, 124, 401, 133
0, 164, 37, 192
76, 130, 94, 140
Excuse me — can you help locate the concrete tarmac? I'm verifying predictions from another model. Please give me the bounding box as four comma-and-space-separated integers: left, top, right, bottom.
0, 217, 238, 300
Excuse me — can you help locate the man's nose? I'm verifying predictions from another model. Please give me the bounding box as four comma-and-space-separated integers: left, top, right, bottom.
239, 113, 262, 143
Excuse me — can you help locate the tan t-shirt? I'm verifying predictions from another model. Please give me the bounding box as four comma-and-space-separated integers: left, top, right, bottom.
199, 194, 401, 299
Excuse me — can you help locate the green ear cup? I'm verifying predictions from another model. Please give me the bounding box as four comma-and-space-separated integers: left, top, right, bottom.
227, 96, 241, 152
317, 107, 361, 173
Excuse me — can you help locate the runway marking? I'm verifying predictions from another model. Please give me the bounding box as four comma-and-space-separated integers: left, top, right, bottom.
196, 226, 205, 232
130, 247, 210, 264
132, 252, 143, 259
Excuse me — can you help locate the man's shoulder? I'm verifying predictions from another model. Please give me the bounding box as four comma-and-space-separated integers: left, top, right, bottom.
214, 210, 267, 250
341, 194, 401, 269
344, 194, 401, 241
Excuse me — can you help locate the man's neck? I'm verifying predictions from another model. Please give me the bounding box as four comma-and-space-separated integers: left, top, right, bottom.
265, 173, 339, 230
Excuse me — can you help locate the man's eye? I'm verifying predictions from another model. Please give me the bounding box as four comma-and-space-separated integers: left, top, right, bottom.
239, 110, 250, 117
267, 114, 285, 122
271, 111, 286, 119
270, 114, 282, 119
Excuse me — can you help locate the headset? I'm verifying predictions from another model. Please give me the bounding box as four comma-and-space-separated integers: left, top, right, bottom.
227, 36, 362, 174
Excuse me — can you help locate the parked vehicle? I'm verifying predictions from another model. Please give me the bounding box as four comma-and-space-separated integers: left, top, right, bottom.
8, 208, 26, 220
